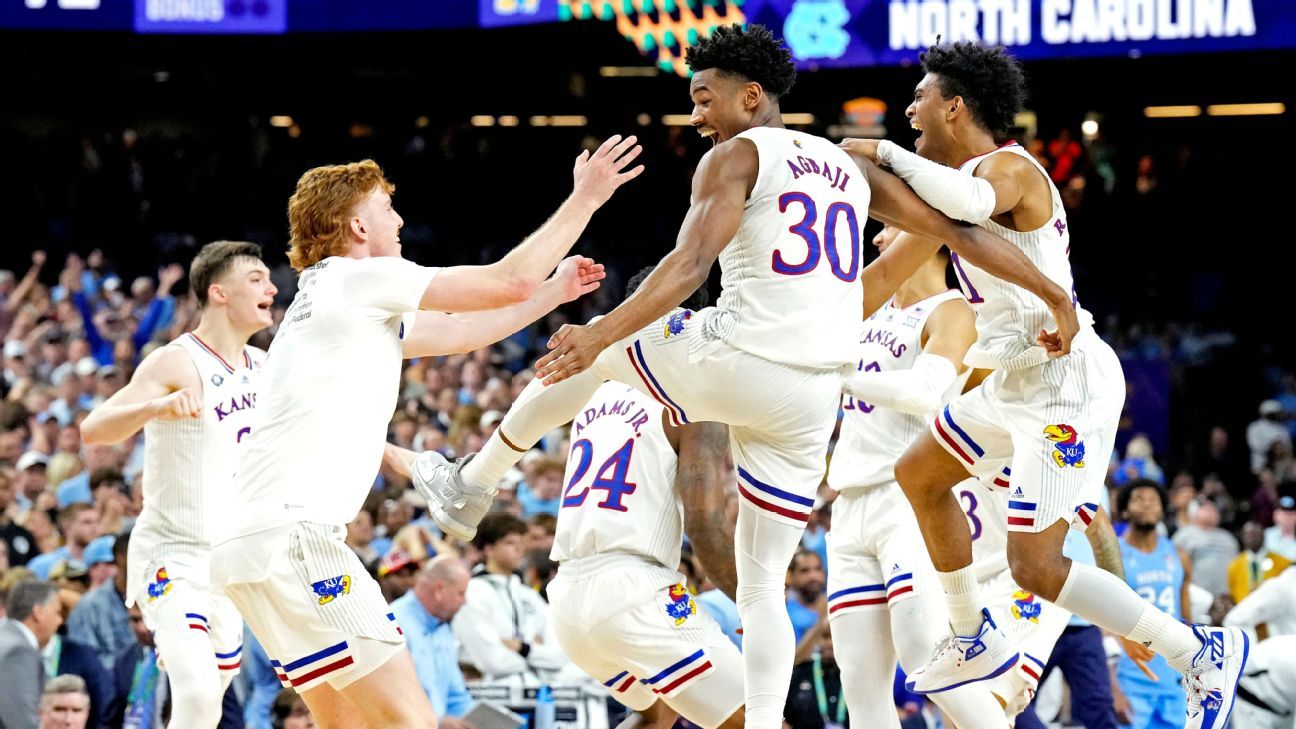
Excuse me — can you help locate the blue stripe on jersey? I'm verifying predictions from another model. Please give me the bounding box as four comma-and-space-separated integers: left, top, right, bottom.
282, 641, 348, 673
943, 406, 985, 457
828, 584, 884, 601
642, 650, 704, 685
885, 573, 914, 588
604, 671, 629, 687
215, 645, 243, 659
737, 466, 815, 507
1008, 501, 1037, 511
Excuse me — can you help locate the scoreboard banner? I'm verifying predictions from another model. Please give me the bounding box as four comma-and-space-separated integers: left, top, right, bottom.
4, 0, 1292, 67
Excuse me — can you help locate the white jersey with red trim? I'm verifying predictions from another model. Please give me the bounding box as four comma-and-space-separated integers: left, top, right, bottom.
217, 256, 438, 541
551, 382, 683, 570
704, 127, 869, 370
127, 333, 264, 604
952, 143, 1095, 371
828, 290, 967, 492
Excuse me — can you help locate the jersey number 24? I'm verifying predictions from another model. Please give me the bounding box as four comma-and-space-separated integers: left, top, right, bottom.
562, 438, 638, 512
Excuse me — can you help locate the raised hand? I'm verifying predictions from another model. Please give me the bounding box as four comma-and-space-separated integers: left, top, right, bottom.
550, 255, 606, 303
152, 388, 202, 420
31, 250, 46, 268
571, 134, 645, 209
158, 263, 185, 295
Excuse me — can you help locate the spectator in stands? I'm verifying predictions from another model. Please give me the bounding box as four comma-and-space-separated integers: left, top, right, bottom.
82, 536, 115, 591
38, 675, 91, 729
371, 497, 414, 558
453, 513, 571, 683
0, 580, 61, 729
525, 513, 556, 553
14, 451, 49, 513
270, 688, 315, 729
1047, 128, 1083, 184
64, 256, 181, 367
1227, 521, 1291, 605
1191, 426, 1249, 495
523, 548, 557, 600
785, 549, 825, 645
1167, 473, 1198, 535
27, 504, 100, 579
1172, 499, 1238, 597
345, 509, 379, 569
516, 458, 563, 517
1264, 493, 1296, 561
1, 470, 38, 566
1249, 400, 1291, 474
389, 555, 474, 729
55, 445, 123, 510
43, 613, 113, 729
783, 620, 847, 729
65, 532, 131, 673
1251, 467, 1281, 527
377, 549, 419, 603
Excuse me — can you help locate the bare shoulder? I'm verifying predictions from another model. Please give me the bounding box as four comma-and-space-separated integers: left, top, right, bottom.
973, 148, 1036, 180
929, 293, 976, 324
134, 343, 200, 390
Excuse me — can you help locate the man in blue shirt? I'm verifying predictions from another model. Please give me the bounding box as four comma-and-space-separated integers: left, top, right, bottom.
389, 555, 475, 729
786, 550, 826, 643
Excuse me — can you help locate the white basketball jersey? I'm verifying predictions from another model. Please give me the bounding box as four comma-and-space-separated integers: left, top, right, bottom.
219, 256, 438, 541
828, 290, 968, 491
708, 127, 868, 370
550, 382, 683, 570
952, 144, 1095, 370
128, 334, 263, 603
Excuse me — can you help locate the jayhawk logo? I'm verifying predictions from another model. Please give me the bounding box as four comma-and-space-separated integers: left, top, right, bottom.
664, 583, 697, 625
146, 567, 173, 602
1043, 424, 1086, 468
311, 575, 352, 605
1011, 590, 1042, 623
663, 310, 692, 339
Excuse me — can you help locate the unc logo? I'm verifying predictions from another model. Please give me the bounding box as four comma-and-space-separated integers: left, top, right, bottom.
1011, 590, 1042, 623
1043, 424, 1086, 468
147, 567, 173, 602
783, 0, 851, 60
662, 310, 692, 339
664, 583, 696, 626
311, 575, 352, 605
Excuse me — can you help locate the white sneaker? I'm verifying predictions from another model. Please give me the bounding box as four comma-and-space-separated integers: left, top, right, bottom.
906, 607, 1020, 694
1184, 625, 1249, 729
411, 452, 495, 541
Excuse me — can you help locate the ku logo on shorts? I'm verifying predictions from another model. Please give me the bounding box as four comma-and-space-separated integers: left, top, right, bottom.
663, 310, 692, 339
311, 575, 352, 605
1043, 424, 1086, 469
665, 583, 697, 625
1010, 590, 1042, 623
147, 567, 173, 602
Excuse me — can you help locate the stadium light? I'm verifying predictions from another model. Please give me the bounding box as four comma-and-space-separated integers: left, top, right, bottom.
1206, 103, 1285, 116
498, 116, 520, 127
599, 66, 658, 77
1143, 106, 1201, 118
529, 116, 551, 127
470, 116, 496, 127
549, 116, 588, 127
661, 115, 693, 126
781, 113, 816, 125
269, 115, 294, 128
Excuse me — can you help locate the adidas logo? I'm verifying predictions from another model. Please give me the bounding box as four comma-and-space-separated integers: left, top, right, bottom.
1012, 487, 1025, 498
891, 563, 902, 573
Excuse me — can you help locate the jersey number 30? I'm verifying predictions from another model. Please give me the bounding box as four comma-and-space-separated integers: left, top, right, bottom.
562, 439, 638, 512
773, 192, 860, 282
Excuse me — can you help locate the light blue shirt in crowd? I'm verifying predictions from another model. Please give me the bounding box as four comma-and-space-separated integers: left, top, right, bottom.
390, 592, 474, 719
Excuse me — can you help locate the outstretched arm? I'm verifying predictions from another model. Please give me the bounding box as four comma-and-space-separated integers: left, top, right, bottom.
403, 256, 605, 358
80, 346, 202, 444
419, 135, 644, 313
534, 139, 756, 384
850, 154, 1078, 355
676, 420, 738, 601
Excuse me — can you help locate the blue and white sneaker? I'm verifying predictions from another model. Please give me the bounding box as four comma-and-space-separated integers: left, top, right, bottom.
1184, 625, 1249, 729
906, 607, 1020, 694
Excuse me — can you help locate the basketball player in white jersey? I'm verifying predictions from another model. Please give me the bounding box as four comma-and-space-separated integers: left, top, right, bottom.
842, 42, 1247, 729
208, 149, 638, 729
390, 269, 746, 727
411, 26, 1078, 729
80, 241, 276, 728
826, 225, 1009, 728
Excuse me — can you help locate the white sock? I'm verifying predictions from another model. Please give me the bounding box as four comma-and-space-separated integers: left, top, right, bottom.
1054, 561, 1198, 669
938, 566, 983, 636
461, 368, 603, 490
1127, 605, 1199, 671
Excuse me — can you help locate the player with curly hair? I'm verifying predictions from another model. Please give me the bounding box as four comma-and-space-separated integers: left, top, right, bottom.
413, 25, 1077, 728
844, 42, 1247, 729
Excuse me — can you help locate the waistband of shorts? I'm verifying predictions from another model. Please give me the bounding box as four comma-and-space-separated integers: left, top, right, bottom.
556, 552, 680, 582
830, 477, 898, 495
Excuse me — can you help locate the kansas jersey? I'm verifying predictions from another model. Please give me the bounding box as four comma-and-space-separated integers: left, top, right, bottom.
127, 333, 264, 605
1118, 535, 1186, 692
952, 144, 1095, 371
218, 256, 437, 541
707, 127, 869, 370
828, 290, 967, 491
551, 382, 683, 570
